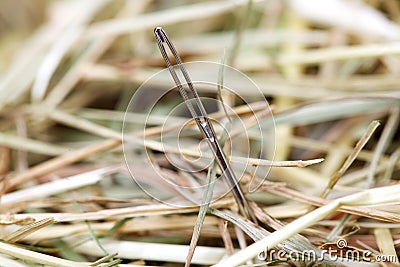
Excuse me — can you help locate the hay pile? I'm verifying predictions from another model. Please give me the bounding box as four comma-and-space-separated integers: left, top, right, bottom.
0, 1, 399, 266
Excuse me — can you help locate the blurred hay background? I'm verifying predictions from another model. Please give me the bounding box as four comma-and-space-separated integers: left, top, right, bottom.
0, 0, 399, 266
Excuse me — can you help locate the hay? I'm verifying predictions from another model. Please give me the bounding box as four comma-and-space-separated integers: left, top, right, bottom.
0, 0, 399, 266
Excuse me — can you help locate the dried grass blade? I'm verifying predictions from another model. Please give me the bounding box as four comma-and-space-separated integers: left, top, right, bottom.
218, 219, 234, 255
321, 120, 380, 197
75, 238, 227, 265
211, 209, 265, 241
48, 108, 121, 140
262, 97, 398, 128
86, 0, 257, 38
186, 64, 232, 264
43, 0, 149, 109
143, 139, 323, 167
90, 252, 119, 266
2, 218, 55, 243
367, 107, 400, 187
143, 100, 271, 138
213, 184, 400, 266
0, 241, 90, 267
274, 7, 306, 160
1, 168, 110, 207
78, 108, 186, 125
266, 184, 400, 223
31, 27, 83, 101
226, 0, 253, 66
3, 139, 121, 192
383, 147, 400, 181
18, 216, 219, 241
0, 132, 69, 156
278, 41, 400, 65
326, 116, 395, 239
0, 199, 234, 222
185, 161, 218, 267
373, 228, 398, 263
0, 0, 109, 109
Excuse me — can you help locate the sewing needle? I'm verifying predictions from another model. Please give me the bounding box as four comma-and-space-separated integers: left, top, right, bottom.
154, 27, 256, 222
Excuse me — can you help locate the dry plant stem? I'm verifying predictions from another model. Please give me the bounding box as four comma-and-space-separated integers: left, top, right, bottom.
326, 213, 352, 242
0, 132, 69, 156
227, 0, 252, 66
264, 97, 398, 129
2, 218, 55, 243
31, 27, 83, 101
214, 184, 400, 266
44, 1, 150, 109
222, 0, 253, 108
319, 119, 360, 177
0, 0, 109, 109
48, 103, 248, 141
15, 115, 28, 172
74, 238, 226, 265
86, 0, 261, 38
288, 135, 387, 163
2, 1, 399, 266
366, 107, 399, 187
234, 224, 249, 261
321, 120, 381, 198
274, 8, 306, 160
40, 106, 319, 168
91, 252, 119, 265
144, 139, 323, 167
1, 168, 110, 208
318, 220, 400, 228
2, 139, 121, 192
79, 107, 187, 126
0, 198, 234, 222
278, 41, 400, 65
265, 185, 400, 223
325, 120, 382, 241
0, 241, 90, 267
340, 159, 395, 186
319, 29, 346, 80
84, 31, 329, 58
143, 100, 272, 138
218, 219, 235, 255
41, 99, 268, 139
374, 228, 399, 263
18, 216, 219, 241
185, 118, 230, 266
92, 66, 400, 98
210, 209, 265, 241
185, 161, 218, 267
48, 108, 121, 140
383, 147, 400, 181
43, 40, 114, 109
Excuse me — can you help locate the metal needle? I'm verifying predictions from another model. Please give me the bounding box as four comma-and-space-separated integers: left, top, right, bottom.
154, 27, 256, 222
